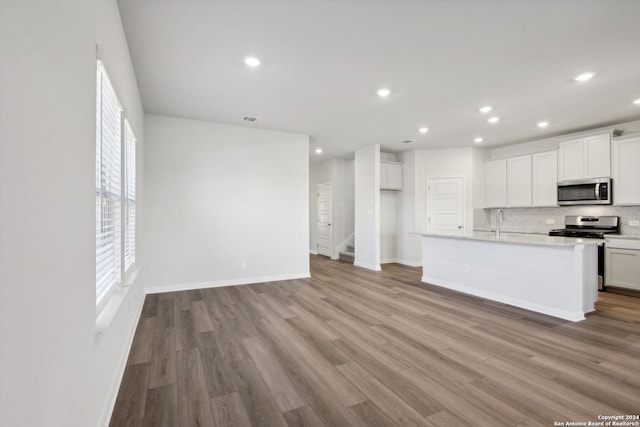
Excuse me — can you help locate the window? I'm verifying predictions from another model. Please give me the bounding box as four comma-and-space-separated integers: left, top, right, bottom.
124, 119, 136, 271
95, 60, 136, 311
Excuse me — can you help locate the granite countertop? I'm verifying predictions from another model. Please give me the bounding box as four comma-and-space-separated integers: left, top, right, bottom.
421, 231, 602, 247
606, 234, 640, 240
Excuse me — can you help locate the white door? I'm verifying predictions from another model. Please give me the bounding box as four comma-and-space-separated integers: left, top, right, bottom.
427, 177, 465, 235
317, 183, 332, 257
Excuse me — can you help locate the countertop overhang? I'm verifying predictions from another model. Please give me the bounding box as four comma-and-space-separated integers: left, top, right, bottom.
420, 231, 602, 247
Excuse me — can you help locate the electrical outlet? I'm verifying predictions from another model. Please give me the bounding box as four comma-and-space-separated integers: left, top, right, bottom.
545, 219, 555, 225
462, 264, 469, 273
629, 220, 640, 227
240, 261, 246, 269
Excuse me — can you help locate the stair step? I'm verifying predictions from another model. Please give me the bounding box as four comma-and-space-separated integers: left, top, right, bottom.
339, 250, 354, 264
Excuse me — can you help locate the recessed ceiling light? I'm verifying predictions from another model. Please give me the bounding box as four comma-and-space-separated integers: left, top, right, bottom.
244, 56, 261, 67
633, 98, 640, 105
479, 106, 493, 114
474, 137, 483, 143
315, 148, 323, 154
488, 116, 500, 124
377, 88, 391, 98
537, 121, 549, 128
418, 127, 429, 134
574, 72, 595, 82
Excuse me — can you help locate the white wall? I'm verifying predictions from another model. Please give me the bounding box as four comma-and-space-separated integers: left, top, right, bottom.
344, 160, 355, 239
143, 115, 309, 292
416, 147, 475, 233
0, 1, 145, 426
472, 147, 491, 209
397, 150, 421, 266
380, 190, 398, 262
380, 152, 398, 262
396, 147, 478, 265
354, 144, 381, 270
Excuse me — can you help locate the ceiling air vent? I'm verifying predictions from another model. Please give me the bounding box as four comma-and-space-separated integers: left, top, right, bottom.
242, 116, 258, 122
400, 139, 414, 144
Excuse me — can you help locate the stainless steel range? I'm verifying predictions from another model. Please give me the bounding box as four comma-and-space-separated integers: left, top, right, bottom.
549, 216, 620, 239
549, 216, 620, 291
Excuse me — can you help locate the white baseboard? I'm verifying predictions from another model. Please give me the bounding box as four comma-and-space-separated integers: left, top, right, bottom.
421, 275, 584, 322
353, 261, 382, 271
380, 259, 422, 267
145, 272, 312, 294
309, 250, 318, 255
396, 259, 422, 267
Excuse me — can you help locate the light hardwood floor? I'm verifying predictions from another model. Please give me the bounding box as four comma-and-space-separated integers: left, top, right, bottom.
110, 255, 640, 426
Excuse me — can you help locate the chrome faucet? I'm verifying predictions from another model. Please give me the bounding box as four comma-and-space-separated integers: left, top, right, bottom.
496, 209, 505, 239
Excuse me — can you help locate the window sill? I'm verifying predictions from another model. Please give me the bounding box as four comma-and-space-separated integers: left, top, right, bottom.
95, 265, 141, 335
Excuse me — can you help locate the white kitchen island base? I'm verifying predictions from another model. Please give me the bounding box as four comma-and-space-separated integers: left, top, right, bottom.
421, 233, 599, 322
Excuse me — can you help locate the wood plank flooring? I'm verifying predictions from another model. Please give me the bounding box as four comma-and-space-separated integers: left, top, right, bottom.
110, 255, 640, 426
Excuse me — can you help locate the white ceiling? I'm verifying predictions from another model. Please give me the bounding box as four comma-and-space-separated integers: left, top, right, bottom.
118, 0, 640, 160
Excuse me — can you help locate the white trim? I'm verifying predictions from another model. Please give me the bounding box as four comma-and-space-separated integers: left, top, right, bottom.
145, 272, 311, 294
98, 287, 145, 427
95, 266, 141, 332
353, 261, 381, 271
309, 250, 318, 255
396, 259, 422, 267
95, 286, 130, 333
421, 275, 584, 322
380, 258, 397, 264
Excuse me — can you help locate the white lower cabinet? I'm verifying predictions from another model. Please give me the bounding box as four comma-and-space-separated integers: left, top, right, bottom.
606, 241, 640, 291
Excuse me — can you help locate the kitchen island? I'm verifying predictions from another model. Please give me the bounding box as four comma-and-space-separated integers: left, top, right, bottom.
421, 232, 600, 321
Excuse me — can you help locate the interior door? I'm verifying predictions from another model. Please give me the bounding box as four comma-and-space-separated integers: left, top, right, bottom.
427, 177, 465, 235
317, 183, 332, 257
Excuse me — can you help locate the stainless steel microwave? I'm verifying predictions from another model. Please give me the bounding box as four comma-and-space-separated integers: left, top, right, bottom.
557, 178, 612, 205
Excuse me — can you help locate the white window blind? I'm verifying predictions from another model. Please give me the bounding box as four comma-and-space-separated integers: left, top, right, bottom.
96, 61, 122, 307
124, 119, 136, 271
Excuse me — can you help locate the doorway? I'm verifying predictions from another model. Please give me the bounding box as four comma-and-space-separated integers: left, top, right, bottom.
426, 177, 465, 235
317, 183, 332, 257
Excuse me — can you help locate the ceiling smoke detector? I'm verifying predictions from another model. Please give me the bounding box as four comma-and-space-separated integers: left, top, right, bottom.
401, 139, 414, 144
242, 116, 258, 122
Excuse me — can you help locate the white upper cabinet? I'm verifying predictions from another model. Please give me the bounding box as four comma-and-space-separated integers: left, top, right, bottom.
558, 133, 611, 182
584, 134, 611, 178
484, 158, 507, 208
557, 138, 584, 181
532, 151, 558, 207
506, 155, 532, 207
380, 161, 403, 190
612, 135, 640, 205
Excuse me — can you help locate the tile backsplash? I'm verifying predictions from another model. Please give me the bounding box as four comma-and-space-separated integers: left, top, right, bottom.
474, 206, 640, 236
